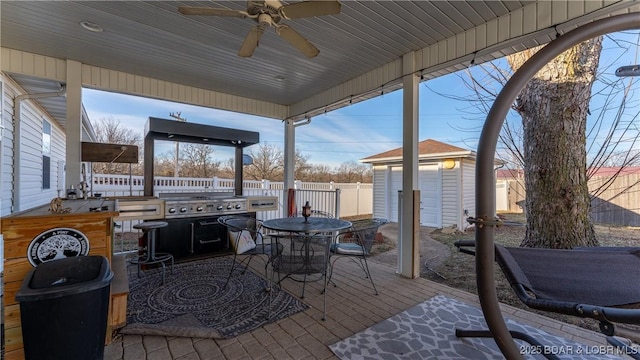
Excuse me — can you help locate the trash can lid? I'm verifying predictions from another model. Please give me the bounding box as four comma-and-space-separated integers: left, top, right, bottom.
16, 256, 113, 302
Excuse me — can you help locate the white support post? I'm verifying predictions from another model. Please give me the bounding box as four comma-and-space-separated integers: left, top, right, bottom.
399, 52, 420, 279
283, 119, 296, 210
65, 60, 83, 191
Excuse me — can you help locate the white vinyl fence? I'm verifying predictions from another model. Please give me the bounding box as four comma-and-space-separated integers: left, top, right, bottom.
91, 174, 372, 219
92, 174, 372, 254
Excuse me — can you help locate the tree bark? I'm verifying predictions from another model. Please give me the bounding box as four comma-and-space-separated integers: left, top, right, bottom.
507, 37, 602, 248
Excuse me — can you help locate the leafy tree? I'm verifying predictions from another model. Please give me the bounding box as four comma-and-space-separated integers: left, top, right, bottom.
434, 32, 639, 249
244, 143, 284, 180
334, 161, 372, 183
179, 143, 220, 178
508, 38, 602, 248
90, 117, 143, 175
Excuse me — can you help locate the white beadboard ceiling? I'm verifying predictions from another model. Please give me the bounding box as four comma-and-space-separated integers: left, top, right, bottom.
1, 1, 639, 128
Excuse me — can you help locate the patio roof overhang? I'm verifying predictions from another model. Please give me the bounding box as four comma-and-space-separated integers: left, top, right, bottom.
2, 1, 639, 278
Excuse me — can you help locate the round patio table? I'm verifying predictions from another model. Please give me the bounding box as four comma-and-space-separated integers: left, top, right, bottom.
262, 217, 352, 320
262, 217, 352, 235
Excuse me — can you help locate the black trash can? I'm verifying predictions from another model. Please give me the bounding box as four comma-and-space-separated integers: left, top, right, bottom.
15, 255, 114, 360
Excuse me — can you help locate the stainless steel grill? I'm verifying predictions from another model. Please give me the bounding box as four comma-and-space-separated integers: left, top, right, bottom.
160, 192, 247, 219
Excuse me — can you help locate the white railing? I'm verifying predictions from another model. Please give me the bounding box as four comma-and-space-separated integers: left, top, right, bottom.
93, 174, 373, 254
91, 174, 372, 217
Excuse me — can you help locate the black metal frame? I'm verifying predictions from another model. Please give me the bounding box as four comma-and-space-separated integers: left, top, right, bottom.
217, 215, 281, 291
327, 218, 388, 295
466, 12, 640, 360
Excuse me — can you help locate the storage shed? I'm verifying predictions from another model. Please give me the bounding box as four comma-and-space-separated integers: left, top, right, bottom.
361, 139, 476, 230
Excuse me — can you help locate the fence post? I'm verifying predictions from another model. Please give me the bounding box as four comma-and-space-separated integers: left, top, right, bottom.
335, 188, 341, 218
356, 182, 361, 215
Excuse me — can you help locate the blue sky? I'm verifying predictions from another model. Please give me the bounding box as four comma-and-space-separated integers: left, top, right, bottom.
83, 73, 482, 168
82, 31, 639, 168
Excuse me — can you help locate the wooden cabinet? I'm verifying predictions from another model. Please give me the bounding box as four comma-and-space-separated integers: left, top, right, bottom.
1, 199, 117, 360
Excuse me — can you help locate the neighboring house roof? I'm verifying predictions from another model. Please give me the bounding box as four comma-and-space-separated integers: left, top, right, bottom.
496, 168, 524, 180
589, 166, 640, 177
361, 139, 474, 164
498, 166, 640, 180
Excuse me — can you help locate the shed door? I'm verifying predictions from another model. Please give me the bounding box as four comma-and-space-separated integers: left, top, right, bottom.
389, 167, 403, 222
388, 165, 441, 227
419, 165, 441, 227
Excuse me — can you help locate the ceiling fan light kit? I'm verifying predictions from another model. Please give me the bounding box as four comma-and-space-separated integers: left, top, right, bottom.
178, 0, 341, 58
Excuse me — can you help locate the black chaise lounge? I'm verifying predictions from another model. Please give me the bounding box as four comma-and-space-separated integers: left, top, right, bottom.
456, 241, 640, 360
457, 12, 640, 360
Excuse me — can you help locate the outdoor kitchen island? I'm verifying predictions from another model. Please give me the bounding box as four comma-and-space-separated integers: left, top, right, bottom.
1, 198, 121, 360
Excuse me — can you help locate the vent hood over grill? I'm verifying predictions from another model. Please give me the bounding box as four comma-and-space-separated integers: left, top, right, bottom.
143, 117, 260, 196
144, 117, 259, 146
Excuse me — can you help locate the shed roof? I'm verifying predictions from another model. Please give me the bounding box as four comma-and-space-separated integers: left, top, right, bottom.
361, 139, 473, 164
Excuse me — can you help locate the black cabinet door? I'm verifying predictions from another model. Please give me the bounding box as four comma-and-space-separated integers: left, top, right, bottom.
192, 218, 227, 254
156, 219, 192, 258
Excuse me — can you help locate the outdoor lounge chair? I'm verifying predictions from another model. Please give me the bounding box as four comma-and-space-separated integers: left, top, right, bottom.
328, 218, 388, 295
455, 240, 640, 360
453, 13, 640, 360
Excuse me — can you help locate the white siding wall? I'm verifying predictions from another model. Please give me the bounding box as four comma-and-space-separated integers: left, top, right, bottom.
372, 166, 387, 219
441, 161, 460, 228
2, 74, 66, 214
461, 159, 476, 228
1, 76, 16, 216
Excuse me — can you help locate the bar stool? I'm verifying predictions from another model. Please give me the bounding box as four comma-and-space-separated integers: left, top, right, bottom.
131, 221, 174, 285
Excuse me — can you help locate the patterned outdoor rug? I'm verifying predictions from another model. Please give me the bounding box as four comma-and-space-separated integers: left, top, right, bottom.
121, 256, 308, 339
330, 295, 624, 360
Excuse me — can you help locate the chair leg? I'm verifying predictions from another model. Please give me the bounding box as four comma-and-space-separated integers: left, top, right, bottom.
456, 328, 563, 360
223, 254, 239, 289
361, 256, 378, 295
607, 336, 640, 360
301, 273, 307, 299
322, 270, 328, 321
263, 260, 272, 292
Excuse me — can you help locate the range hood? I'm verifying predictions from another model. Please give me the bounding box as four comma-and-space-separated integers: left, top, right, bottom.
143, 117, 259, 196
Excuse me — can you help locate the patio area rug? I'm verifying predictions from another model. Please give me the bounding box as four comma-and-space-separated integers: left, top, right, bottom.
121, 256, 308, 339
330, 295, 624, 360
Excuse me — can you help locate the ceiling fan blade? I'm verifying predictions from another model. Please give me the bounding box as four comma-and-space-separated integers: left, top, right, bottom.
238, 26, 265, 57
280, 1, 341, 19
178, 6, 248, 18
276, 25, 319, 58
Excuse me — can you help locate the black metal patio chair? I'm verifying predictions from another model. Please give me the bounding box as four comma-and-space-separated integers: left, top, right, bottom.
328, 218, 388, 295
217, 215, 282, 290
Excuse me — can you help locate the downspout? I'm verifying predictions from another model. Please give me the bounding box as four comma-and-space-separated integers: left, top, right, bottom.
283, 116, 312, 215
12, 85, 66, 212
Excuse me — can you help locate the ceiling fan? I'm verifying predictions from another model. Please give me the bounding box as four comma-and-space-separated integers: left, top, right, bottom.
178, 1, 341, 58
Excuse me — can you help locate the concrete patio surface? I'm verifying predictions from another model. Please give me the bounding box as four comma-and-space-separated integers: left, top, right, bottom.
104, 243, 614, 360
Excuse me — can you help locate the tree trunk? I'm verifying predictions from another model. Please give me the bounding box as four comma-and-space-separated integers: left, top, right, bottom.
507, 37, 602, 249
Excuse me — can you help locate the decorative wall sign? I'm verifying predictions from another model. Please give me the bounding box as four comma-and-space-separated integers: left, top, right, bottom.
27, 227, 90, 266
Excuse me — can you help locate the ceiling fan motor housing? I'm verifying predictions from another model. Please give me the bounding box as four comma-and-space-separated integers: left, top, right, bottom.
248, 1, 282, 24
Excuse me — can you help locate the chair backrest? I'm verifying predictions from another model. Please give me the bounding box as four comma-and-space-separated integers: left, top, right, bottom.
339, 218, 388, 252
219, 215, 261, 236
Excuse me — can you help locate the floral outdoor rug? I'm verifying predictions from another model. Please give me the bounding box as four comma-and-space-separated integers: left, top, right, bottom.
122, 256, 308, 338
330, 295, 624, 360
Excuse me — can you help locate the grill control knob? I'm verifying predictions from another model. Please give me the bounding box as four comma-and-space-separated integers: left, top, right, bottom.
180, 207, 187, 213
196, 206, 204, 212
235, 204, 242, 209
226, 204, 233, 210
217, 205, 224, 211
168, 208, 176, 214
